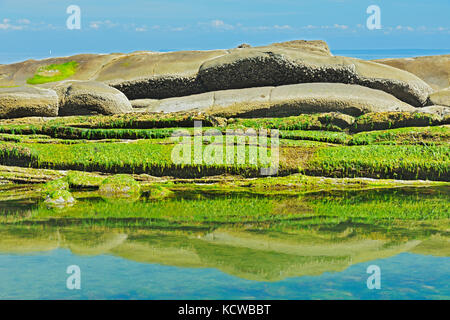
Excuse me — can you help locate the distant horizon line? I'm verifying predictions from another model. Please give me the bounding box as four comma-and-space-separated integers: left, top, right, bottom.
1, 48, 449, 65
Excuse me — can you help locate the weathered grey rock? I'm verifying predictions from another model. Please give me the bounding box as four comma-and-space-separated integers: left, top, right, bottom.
415, 105, 450, 119
0, 40, 434, 107
0, 86, 58, 119
375, 55, 450, 90
98, 50, 227, 100
429, 88, 450, 107
130, 98, 160, 109
198, 48, 432, 107
156, 92, 215, 113
53, 81, 133, 116
216, 83, 417, 117
140, 83, 416, 117
266, 40, 331, 56
0, 53, 121, 87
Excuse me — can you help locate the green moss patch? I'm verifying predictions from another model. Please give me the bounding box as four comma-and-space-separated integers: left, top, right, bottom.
307, 144, 449, 181
352, 112, 442, 132
26, 61, 78, 85
349, 126, 450, 146
41, 178, 69, 196
99, 174, 141, 197
66, 171, 106, 188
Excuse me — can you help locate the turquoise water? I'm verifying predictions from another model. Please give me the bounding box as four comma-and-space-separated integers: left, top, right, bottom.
0, 249, 448, 300
1, 49, 449, 64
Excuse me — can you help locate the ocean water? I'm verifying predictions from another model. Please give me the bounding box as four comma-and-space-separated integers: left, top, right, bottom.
1, 49, 449, 65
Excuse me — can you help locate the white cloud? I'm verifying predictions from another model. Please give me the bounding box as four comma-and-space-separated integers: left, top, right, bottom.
395, 25, 414, 31
333, 24, 348, 30
273, 25, 291, 30
171, 27, 186, 32
0, 18, 25, 30
88, 20, 119, 30
90, 22, 100, 30
209, 20, 234, 30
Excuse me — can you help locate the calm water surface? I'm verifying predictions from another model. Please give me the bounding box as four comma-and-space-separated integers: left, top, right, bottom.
0, 186, 448, 299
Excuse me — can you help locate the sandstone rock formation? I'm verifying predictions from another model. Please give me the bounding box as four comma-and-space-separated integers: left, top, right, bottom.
429, 88, 450, 107
416, 105, 450, 119
0, 40, 446, 120
375, 55, 450, 90
0, 86, 58, 118
53, 81, 133, 116
108, 46, 431, 107
133, 83, 416, 117
0, 40, 433, 108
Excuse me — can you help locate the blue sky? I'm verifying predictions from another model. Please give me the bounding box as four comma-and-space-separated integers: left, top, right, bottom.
0, 0, 449, 63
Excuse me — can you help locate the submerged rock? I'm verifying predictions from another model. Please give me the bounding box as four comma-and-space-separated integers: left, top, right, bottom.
44, 190, 75, 206
41, 178, 75, 206
41, 178, 69, 195
147, 185, 174, 200
0, 86, 58, 119
99, 174, 141, 197
53, 81, 133, 116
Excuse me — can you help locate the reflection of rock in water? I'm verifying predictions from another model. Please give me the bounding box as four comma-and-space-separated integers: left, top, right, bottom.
1, 225, 447, 282
65, 232, 128, 256
197, 230, 421, 281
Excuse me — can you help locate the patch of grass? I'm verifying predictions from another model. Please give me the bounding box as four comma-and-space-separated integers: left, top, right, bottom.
308, 144, 450, 181
54, 113, 224, 129
26, 61, 78, 85
349, 126, 450, 146
0, 139, 277, 178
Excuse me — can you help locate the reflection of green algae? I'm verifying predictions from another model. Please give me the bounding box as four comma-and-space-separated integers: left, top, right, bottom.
0, 186, 448, 281
12, 186, 448, 227
0, 222, 447, 282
